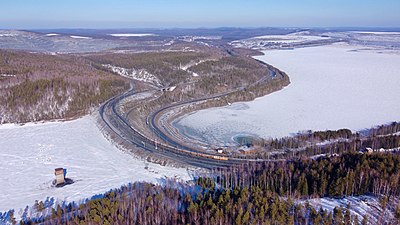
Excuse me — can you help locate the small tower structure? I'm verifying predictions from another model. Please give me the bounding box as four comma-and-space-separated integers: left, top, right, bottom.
54, 168, 65, 185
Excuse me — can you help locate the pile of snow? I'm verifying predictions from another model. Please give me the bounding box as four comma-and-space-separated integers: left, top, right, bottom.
45, 33, 59, 37
70, 35, 91, 39
109, 33, 156, 37
174, 43, 400, 144
0, 116, 190, 215
103, 64, 162, 87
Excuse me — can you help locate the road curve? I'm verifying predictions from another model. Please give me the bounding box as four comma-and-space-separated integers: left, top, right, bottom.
148, 91, 235, 152
99, 63, 288, 169
148, 65, 288, 157
99, 88, 245, 169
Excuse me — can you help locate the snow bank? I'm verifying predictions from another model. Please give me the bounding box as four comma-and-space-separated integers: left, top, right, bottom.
0, 116, 190, 214
175, 43, 400, 144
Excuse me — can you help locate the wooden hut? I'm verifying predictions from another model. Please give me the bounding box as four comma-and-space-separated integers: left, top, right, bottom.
54, 168, 65, 185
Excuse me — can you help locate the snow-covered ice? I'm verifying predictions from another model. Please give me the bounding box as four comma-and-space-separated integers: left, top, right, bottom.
0, 116, 190, 214
252, 33, 329, 43
175, 43, 400, 144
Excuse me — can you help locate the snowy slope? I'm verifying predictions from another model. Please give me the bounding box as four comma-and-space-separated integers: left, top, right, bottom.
103, 64, 163, 87
0, 116, 190, 215
175, 43, 400, 144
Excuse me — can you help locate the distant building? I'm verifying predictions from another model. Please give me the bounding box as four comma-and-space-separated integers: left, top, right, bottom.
54, 168, 65, 185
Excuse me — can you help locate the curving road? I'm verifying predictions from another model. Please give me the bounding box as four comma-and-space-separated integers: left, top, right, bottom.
99, 64, 286, 169
148, 65, 287, 156
99, 88, 244, 169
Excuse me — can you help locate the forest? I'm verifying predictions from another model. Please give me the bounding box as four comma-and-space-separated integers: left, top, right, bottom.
227, 122, 400, 160
4, 152, 399, 225
0, 50, 130, 123
0, 47, 289, 125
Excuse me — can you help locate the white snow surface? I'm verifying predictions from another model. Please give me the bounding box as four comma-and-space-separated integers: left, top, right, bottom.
0, 116, 190, 214
109, 33, 156, 37
45, 33, 59, 37
180, 59, 213, 77
175, 43, 400, 144
103, 64, 163, 87
70, 35, 91, 39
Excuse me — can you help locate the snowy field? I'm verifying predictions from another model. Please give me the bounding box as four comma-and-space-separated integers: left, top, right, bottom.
175, 43, 400, 145
0, 116, 190, 214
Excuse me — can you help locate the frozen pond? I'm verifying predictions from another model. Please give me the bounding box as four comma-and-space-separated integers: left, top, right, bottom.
175, 43, 400, 145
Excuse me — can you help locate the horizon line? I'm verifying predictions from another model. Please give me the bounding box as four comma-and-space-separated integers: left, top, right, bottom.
1, 26, 400, 31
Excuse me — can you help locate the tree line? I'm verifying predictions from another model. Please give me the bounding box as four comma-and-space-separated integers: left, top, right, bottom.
11, 152, 400, 224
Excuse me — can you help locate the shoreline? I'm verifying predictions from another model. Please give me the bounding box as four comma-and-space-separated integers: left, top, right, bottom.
172, 43, 400, 145
151, 62, 290, 150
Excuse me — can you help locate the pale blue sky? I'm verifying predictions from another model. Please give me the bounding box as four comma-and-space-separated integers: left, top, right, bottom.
0, 0, 399, 29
